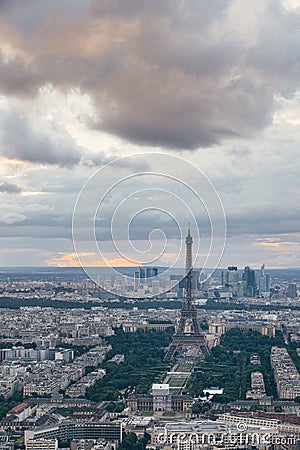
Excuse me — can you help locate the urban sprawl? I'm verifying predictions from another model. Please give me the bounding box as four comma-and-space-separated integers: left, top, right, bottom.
0, 260, 299, 450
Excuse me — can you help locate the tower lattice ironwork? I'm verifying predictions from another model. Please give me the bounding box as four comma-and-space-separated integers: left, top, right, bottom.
165, 226, 210, 360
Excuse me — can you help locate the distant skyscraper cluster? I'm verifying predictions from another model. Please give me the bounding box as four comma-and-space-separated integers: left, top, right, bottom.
134, 266, 159, 295
221, 264, 270, 299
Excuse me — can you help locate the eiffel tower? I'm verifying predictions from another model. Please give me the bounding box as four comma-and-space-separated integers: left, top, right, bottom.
165, 226, 210, 360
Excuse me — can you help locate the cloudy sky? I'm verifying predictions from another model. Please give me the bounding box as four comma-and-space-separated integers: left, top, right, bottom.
0, 0, 300, 269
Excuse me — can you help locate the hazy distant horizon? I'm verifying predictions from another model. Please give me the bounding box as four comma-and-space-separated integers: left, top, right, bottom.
1, 265, 300, 271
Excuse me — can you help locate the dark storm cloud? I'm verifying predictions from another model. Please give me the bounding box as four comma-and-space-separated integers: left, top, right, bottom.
0, 198, 73, 237
0, 181, 22, 194
0, 0, 299, 150
0, 226, 70, 239
227, 209, 300, 236
0, 0, 91, 33
0, 108, 84, 166
0, 52, 42, 96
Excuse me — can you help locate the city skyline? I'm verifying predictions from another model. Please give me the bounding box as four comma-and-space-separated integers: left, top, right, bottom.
0, 1, 300, 268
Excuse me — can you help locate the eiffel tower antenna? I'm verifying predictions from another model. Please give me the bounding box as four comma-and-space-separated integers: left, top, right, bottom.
165, 225, 210, 360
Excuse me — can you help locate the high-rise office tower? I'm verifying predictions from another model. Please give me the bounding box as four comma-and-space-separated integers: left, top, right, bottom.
222, 266, 240, 296
134, 271, 140, 291
146, 267, 159, 278
152, 280, 160, 296
287, 282, 297, 299
258, 264, 270, 298
243, 266, 256, 297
